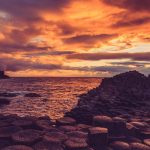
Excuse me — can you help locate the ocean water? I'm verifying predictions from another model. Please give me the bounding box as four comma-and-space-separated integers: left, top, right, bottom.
0, 77, 100, 119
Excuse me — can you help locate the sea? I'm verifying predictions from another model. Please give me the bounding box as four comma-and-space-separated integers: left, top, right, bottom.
0, 77, 100, 119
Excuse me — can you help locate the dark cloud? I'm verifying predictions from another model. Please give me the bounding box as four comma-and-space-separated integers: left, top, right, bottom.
112, 17, 150, 28
102, 0, 150, 12
63, 34, 117, 45
66, 52, 150, 61
57, 23, 78, 36
90, 66, 130, 73
110, 61, 150, 67
0, 56, 149, 76
0, 0, 70, 21
0, 57, 62, 71
0, 42, 51, 53
7, 28, 42, 43
24, 51, 76, 57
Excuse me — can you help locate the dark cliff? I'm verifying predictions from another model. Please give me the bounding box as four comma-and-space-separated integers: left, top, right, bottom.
66, 71, 150, 123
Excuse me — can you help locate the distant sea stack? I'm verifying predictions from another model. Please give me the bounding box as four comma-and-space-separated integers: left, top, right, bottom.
0, 71, 9, 79
66, 71, 150, 124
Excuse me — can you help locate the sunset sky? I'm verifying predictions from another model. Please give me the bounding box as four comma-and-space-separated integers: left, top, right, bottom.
0, 0, 150, 77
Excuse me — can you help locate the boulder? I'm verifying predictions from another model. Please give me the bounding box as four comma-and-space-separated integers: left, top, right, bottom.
130, 142, 150, 150
110, 141, 130, 150
24, 93, 41, 97
33, 141, 63, 150
0, 98, 10, 106
89, 127, 108, 150
11, 129, 41, 145
2, 145, 33, 150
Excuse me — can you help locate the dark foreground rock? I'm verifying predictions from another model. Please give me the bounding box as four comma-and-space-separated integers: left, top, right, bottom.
24, 93, 41, 97
0, 98, 10, 107
0, 114, 149, 150
66, 71, 150, 124
0, 93, 18, 97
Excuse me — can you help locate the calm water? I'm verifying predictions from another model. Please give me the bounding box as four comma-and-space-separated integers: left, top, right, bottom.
0, 77, 100, 119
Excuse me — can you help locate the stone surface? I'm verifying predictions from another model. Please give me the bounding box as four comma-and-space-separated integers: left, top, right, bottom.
56, 117, 76, 126
2, 145, 33, 150
24, 93, 41, 97
130, 142, 150, 150
65, 138, 88, 150
0, 98, 10, 106
0, 114, 149, 150
144, 139, 150, 147
12, 129, 41, 145
110, 141, 130, 150
89, 127, 108, 150
66, 71, 150, 124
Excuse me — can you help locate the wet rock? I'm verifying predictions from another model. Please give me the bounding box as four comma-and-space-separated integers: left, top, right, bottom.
0, 140, 10, 149
144, 139, 150, 147
12, 129, 41, 145
108, 136, 126, 143
76, 124, 91, 132
67, 131, 88, 139
59, 126, 77, 132
56, 117, 76, 126
126, 137, 142, 143
38, 115, 51, 120
0, 98, 10, 106
44, 131, 68, 143
130, 122, 147, 130
33, 140, 63, 150
93, 116, 113, 133
126, 123, 138, 137
110, 141, 130, 150
2, 145, 33, 150
24, 93, 41, 97
112, 117, 127, 136
0, 120, 12, 128
89, 127, 108, 150
12, 119, 34, 129
130, 142, 150, 150
0, 126, 22, 139
0, 93, 18, 97
65, 138, 88, 150
35, 119, 55, 131
140, 130, 150, 139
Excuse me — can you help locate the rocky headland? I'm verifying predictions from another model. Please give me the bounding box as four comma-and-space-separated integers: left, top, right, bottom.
0, 71, 149, 150
66, 71, 150, 124
0, 71, 9, 79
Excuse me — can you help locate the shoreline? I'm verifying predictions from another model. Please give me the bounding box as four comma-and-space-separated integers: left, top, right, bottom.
0, 71, 150, 149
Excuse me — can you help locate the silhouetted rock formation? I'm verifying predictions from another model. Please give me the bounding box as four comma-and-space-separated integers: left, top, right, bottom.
66, 71, 150, 124
0, 71, 9, 79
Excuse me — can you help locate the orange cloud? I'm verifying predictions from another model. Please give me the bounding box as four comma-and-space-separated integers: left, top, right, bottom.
0, 0, 150, 76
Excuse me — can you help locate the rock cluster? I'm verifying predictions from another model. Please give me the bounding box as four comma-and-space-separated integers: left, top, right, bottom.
66, 71, 150, 124
0, 114, 149, 150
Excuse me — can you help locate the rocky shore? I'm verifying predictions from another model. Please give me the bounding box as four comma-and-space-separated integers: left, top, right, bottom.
66, 71, 150, 124
0, 114, 150, 150
0, 70, 149, 150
